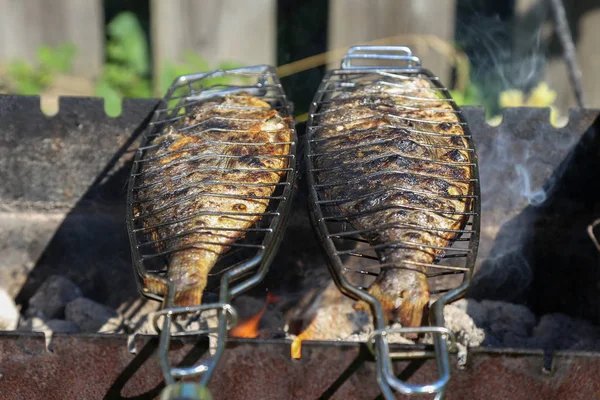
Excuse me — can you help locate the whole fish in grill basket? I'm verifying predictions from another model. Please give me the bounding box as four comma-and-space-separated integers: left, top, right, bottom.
310, 63, 474, 328
131, 91, 293, 307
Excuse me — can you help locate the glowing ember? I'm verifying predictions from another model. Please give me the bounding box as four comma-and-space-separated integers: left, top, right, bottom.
230, 292, 279, 338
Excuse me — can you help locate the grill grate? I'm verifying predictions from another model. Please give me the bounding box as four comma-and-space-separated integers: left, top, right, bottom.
126, 65, 297, 398
305, 46, 481, 399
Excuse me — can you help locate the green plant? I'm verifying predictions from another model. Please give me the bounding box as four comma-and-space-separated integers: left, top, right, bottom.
3, 44, 76, 95
95, 11, 245, 116
449, 83, 483, 108
158, 52, 244, 97
95, 11, 152, 116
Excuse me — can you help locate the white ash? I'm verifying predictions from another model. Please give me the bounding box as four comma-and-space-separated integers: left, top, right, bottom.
26, 275, 82, 319
284, 292, 600, 354
5, 275, 600, 354
443, 300, 486, 348
0, 289, 20, 330
65, 297, 124, 333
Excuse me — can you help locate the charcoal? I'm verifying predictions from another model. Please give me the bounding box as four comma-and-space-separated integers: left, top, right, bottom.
45, 319, 80, 334
19, 317, 79, 334
530, 313, 600, 351
27, 275, 82, 319
441, 298, 600, 351
482, 300, 537, 345
18, 316, 46, 331
65, 297, 123, 333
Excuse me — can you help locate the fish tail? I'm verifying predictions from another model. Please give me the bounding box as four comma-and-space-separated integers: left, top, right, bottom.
167, 248, 213, 307
143, 275, 206, 307
354, 267, 429, 328
173, 285, 205, 307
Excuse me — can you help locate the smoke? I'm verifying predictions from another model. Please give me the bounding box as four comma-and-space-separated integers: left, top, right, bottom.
466, 101, 585, 305
455, 1, 553, 113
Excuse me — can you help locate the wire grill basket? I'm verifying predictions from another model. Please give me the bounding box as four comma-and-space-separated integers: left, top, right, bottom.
126, 65, 297, 399
305, 46, 481, 399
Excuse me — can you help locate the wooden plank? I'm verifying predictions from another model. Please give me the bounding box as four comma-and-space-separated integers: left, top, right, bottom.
0, 0, 103, 78
571, 6, 600, 109
151, 0, 276, 85
327, 0, 456, 83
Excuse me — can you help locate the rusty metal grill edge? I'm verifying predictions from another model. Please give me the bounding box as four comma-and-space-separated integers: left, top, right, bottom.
305, 46, 481, 399
125, 65, 297, 399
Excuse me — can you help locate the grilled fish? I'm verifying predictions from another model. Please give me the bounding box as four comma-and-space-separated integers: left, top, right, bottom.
312, 78, 472, 327
134, 92, 292, 306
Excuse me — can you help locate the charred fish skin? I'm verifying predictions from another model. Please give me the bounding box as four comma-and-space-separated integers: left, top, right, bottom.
134, 92, 292, 306
313, 79, 472, 327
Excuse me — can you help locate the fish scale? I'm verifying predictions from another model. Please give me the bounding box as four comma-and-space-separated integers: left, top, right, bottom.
312, 79, 472, 327
133, 92, 292, 306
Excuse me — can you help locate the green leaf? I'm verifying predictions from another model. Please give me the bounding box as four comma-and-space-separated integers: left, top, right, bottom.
106, 11, 149, 75
6, 60, 45, 94
217, 60, 244, 70
37, 43, 77, 73
449, 90, 464, 105
95, 80, 122, 117
182, 52, 211, 71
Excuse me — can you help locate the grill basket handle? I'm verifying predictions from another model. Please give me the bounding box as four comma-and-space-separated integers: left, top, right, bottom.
340, 45, 422, 70
367, 326, 456, 399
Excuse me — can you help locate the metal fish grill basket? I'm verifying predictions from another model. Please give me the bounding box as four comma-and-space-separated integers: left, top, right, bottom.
126, 65, 297, 398
305, 46, 481, 399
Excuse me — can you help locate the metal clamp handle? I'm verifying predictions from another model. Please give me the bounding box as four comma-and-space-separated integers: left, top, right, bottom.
341, 46, 422, 70
154, 302, 237, 380
151, 303, 238, 337
367, 326, 456, 398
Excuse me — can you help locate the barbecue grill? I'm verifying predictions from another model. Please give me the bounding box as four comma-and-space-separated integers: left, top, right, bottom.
126, 66, 297, 399
305, 46, 481, 399
1, 94, 599, 399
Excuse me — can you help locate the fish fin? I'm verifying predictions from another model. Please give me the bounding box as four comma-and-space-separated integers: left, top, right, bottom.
397, 288, 430, 327
143, 275, 168, 297
144, 277, 205, 307
173, 286, 204, 307
354, 275, 429, 328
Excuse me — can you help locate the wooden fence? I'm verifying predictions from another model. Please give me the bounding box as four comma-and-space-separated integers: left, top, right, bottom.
0, 0, 598, 111
0, 0, 103, 78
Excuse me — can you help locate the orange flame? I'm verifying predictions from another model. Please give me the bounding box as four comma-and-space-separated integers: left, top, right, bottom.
230, 292, 278, 339
291, 316, 318, 359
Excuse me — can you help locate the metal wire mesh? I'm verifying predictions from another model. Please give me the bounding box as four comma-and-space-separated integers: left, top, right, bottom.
126, 65, 297, 304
